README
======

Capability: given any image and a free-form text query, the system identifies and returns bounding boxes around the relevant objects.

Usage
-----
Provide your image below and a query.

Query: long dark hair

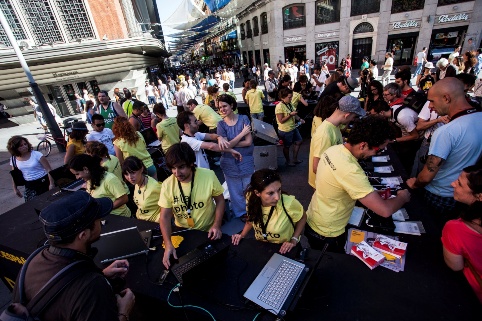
[460,165,482,225]
[245,169,281,226]
[68,154,106,190]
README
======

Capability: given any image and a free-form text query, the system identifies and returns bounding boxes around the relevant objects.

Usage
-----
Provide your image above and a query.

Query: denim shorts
[278,128,302,147]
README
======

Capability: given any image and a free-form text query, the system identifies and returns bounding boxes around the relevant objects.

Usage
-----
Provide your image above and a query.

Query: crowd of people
[5,46,482,320]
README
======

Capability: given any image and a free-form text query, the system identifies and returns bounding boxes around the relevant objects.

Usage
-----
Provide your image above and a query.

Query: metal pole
[0,8,66,152]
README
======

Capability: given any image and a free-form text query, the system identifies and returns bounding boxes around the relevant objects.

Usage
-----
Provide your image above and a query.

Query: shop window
[253,17,259,37]
[240,23,245,40]
[351,0,380,16]
[353,22,374,34]
[391,0,425,13]
[261,12,268,34]
[246,20,252,39]
[315,0,340,25]
[283,4,306,30]
[438,0,471,5]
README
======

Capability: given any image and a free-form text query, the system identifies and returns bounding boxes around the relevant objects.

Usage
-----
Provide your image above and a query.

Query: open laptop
[49,165,84,192]
[140,127,161,147]
[244,253,309,317]
[96,227,150,264]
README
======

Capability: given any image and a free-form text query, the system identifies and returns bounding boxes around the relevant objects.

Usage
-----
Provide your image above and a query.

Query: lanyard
[282,101,293,112]
[177,170,195,216]
[260,206,276,240]
[449,108,481,122]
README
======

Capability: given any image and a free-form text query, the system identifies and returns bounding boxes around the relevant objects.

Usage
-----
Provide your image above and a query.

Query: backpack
[0,246,90,321]
[393,90,427,124]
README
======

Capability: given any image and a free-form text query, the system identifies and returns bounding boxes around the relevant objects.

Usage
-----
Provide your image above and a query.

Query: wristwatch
[291,236,300,244]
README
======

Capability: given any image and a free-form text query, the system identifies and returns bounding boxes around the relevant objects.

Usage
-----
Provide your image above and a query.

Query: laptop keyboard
[257,260,304,310]
[64,179,83,189]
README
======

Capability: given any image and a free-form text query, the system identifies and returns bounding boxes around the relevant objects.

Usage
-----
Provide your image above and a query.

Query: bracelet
[118,313,129,321]
[291,236,300,244]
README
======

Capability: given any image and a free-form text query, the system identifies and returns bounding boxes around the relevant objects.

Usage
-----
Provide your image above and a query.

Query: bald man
[407,78,482,222]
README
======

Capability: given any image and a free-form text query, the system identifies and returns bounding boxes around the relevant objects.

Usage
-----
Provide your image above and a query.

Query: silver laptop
[244,253,308,317]
[49,165,85,192]
[96,227,150,264]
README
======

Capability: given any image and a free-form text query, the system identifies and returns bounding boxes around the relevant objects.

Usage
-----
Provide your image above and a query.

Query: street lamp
[0,8,65,152]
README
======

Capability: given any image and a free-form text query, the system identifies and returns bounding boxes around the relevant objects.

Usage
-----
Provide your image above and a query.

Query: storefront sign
[315,41,339,71]
[392,20,419,29]
[52,71,79,81]
[437,13,469,24]
[316,32,337,39]
[285,36,304,43]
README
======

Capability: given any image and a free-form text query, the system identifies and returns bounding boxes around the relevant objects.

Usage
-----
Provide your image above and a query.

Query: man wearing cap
[319,76,358,101]
[263,63,272,82]
[308,96,365,188]
[264,70,278,102]
[12,191,135,321]
[416,62,435,93]
[306,116,411,252]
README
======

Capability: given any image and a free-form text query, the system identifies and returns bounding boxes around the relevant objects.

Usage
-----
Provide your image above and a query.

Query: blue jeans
[250,112,264,121]
[225,174,251,218]
[229,80,234,90]
[148,96,156,105]
[415,63,423,76]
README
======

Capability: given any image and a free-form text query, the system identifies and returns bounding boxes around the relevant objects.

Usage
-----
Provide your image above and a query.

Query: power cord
[167,283,217,321]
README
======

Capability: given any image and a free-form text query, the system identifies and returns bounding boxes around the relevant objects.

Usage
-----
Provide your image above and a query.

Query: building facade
[0,0,168,116]
[237,0,482,70]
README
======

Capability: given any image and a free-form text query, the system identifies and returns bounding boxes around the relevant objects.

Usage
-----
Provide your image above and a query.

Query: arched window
[253,16,259,37]
[261,12,268,34]
[315,0,340,25]
[246,20,252,38]
[353,22,374,34]
[283,4,306,30]
[240,23,245,40]
[438,0,472,5]
[351,0,380,16]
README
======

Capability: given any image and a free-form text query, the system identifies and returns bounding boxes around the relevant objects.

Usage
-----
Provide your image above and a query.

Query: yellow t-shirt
[66,138,85,156]
[193,104,222,130]
[308,120,343,188]
[307,144,374,237]
[102,155,122,181]
[275,102,297,132]
[251,194,304,243]
[156,117,180,153]
[204,94,214,106]
[291,92,302,110]
[134,176,162,222]
[88,172,130,217]
[158,168,224,231]
[114,132,154,169]
[311,116,323,137]
[245,89,264,114]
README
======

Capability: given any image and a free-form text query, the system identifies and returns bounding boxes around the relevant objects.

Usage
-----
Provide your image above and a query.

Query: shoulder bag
[10,157,26,187]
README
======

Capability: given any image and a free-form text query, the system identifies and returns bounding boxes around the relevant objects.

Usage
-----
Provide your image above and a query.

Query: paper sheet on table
[348,206,365,227]
[392,208,409,221]
[372,156,390,162]
[394,221,426,235]
[381,177,403,186]
[374,166,394,173]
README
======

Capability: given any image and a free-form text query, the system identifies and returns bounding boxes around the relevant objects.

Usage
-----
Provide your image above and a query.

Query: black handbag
[10,157,26,187]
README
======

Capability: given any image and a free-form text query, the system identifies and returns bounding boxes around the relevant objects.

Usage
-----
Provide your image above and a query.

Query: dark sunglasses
[95,122,105,127]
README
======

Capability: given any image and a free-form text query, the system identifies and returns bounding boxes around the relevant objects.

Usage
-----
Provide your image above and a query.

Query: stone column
[375,0,393,63]
[415,0,438,54]
[305,0,316,62]
[338,0,351,57]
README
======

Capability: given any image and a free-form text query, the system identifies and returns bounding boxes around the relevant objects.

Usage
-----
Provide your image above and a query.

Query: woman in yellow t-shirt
[112,116,156,179]
[275,88,305,166]
[232,169,306,254]
[69,154,130,217]
[85,141,122,181]
[64,121,88,165]
[122,156,161,222]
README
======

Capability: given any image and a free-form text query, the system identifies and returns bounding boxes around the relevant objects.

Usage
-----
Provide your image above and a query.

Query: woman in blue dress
[217,94,254,220]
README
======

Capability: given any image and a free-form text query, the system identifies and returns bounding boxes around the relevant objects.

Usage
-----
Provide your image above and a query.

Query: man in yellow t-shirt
[306,116,411,252]
[245,79,265,120]
[308,95,365,188]
[159,142,225,269]
[187,99,222,133]
[153,103,181,153]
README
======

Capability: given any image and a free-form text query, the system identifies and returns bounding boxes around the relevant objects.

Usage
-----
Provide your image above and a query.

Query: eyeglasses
[95,122,105,127]
[382,93,393,97]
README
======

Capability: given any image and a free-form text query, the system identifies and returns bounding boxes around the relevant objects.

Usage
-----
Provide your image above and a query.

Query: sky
[156,0,183,50]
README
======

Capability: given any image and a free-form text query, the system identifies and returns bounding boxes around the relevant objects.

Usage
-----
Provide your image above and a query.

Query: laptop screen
[140,127,158,145]
[49,165,78,188]
[95,227,149,263]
